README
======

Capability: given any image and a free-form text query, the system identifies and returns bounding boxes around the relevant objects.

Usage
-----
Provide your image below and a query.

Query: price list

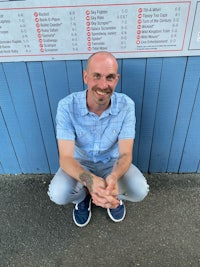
[81,2,190,52]
[84,8,131,52]
[0,8,84,56]
[135,3,190,51]
[0,1,198,61]
[0,11,32,55]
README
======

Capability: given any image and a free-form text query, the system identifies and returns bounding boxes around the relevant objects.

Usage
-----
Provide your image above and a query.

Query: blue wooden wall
[0,56,200,174]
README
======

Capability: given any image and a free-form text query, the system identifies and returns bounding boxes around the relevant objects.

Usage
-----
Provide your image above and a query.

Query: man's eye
[106,75,116,81]
[93,73,101,79]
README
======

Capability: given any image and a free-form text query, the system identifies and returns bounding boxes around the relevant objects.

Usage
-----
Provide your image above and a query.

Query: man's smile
[92,86,113,97]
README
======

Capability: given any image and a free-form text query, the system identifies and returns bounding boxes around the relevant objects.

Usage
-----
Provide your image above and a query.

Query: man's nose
[98,76,108,88]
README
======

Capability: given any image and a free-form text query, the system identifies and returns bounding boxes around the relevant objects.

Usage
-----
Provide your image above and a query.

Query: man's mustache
[92,86,113,94]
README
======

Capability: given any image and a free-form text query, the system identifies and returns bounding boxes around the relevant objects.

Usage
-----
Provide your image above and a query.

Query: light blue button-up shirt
[56,90,136,163]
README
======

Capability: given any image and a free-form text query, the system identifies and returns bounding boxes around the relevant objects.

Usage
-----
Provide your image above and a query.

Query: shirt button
[94,144,99,149]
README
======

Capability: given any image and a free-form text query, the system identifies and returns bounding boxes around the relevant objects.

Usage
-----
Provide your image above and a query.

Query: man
[48,51,149,227]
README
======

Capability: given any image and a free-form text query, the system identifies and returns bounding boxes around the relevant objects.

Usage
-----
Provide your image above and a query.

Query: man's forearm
[111,153,132,180]
[60,156,107,197]
[60,156,94,191]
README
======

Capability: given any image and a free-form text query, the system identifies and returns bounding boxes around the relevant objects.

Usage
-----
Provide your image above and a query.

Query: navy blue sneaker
[107,200,126,222]
[73,194,92,227]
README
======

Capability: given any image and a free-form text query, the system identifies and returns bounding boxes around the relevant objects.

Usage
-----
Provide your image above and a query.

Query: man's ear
[116,74,120,83]
[83,70,88,84]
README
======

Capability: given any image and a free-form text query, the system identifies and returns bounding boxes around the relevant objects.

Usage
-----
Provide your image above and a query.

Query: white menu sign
[0,0,199,61]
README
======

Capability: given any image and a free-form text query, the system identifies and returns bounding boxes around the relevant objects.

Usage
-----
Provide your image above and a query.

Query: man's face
[83,54,119,107]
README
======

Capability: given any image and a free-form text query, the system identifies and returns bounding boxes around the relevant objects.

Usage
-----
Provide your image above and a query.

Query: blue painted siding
[149,57,187,172]
[122,58,146,165]
[0,56,199,174]
[0,109,21,173]
[167,57,200,172]
[179,76,200,172]
[138,58,163,172]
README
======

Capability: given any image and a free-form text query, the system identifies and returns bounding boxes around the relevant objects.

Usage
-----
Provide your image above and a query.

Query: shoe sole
[72,199,92,227]
[107,204,126,223]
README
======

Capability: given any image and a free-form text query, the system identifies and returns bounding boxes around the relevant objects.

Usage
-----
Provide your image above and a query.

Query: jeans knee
[47,181,72,205]
[131,182,149,202]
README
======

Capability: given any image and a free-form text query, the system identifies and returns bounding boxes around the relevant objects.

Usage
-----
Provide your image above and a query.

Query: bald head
[86,51,118,72]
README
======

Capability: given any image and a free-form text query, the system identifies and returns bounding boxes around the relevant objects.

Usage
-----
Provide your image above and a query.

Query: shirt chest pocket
[75,128,91,147]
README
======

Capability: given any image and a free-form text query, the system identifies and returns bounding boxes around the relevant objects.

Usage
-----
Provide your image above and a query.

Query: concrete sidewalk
[0,173,200,267]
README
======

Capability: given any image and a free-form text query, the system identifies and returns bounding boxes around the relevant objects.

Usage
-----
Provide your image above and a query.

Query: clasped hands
[90,174,120,209]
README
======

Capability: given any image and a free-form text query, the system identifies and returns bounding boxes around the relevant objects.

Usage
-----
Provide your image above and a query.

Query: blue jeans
[47,160,149,205]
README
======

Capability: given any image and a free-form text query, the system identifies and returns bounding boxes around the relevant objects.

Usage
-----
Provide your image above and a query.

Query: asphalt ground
[0,173,200,267]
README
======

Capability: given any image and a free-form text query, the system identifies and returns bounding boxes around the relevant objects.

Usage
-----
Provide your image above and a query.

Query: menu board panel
[189,1,200,50]
[0,0,199,61]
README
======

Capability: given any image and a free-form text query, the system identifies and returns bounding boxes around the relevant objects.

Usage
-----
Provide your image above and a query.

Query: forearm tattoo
[79,172,93,193]
[115,153,126,166]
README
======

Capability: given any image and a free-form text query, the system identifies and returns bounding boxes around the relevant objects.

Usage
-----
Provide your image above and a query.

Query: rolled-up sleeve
[118,101,136,140]
[56,99,75,140]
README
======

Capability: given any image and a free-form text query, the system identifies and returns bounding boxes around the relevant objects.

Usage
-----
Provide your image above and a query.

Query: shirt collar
[109,93,118,115]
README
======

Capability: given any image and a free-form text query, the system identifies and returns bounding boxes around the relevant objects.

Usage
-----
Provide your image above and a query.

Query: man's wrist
[110,173,118,181]
[79,171,94,193]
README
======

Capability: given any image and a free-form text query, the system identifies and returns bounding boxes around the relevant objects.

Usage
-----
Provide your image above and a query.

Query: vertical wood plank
[0,162,5,174]
[3,62,49,173]
[0,63,31,173]
[167,57,200,172]
[0,109,21,173]
[121,58,146,165]
[42,61,69,128]
[137,58,163,172]
[27,62,59,174]
[197,161,200,172]
[82,60,87,90]
[179,79,200,172]
[149,57,187,172]
[66,60,84,93]
[116,59,122,93]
